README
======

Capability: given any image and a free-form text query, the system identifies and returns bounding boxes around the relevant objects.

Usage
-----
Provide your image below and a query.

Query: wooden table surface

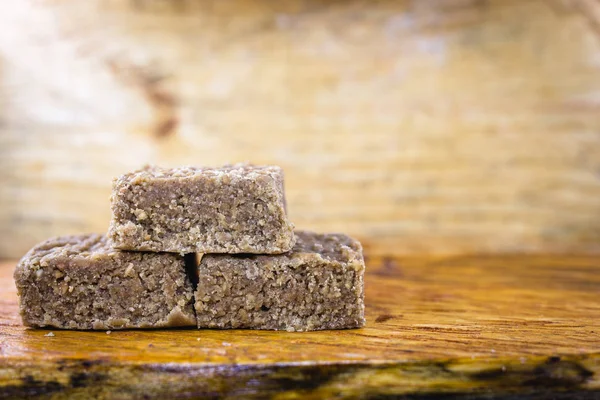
[0,255,599,399]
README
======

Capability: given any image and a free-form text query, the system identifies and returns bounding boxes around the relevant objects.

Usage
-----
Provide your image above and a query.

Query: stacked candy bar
[14,164,366,332]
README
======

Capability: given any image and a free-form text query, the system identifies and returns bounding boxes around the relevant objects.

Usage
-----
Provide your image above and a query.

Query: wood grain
[0,255,599,398]
[1,0,600,259]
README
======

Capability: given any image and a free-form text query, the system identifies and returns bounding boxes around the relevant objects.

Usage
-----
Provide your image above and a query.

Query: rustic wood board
[0,255,599,399]
[2,0,600,259]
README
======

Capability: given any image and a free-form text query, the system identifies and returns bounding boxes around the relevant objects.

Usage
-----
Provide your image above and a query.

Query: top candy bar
[108,164,295,254]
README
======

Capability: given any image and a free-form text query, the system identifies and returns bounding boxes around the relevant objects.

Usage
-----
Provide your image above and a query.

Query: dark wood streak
[2,375,65,398]
[363,391,600,400]
[525,357,594,388]
[0,355,597,399]
[371,256,402,277]
[375,314,397,323]
[106,58,178,140]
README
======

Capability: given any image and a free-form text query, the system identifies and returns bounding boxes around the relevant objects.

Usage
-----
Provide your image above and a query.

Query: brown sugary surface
[23,234,121,261]
[195,230,365,332]
[291,230,364,263]
[108,164,295,254]
[118,164,283,180]
[14,234,196,330]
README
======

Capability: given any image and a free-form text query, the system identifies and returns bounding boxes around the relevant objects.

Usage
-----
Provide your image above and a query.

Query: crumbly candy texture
[195,231,365,332]
[108,164,295,254]
[14,234,197,330]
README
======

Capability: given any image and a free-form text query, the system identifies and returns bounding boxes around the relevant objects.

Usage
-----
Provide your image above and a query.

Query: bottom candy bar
[14,234,196,330]
[194,230,366,332]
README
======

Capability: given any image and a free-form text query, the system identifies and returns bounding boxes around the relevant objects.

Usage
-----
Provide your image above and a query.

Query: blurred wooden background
[1,0,599,259]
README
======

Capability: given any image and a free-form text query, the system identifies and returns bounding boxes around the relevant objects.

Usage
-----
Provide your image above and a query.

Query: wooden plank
[0,254,599,398]
[1,0,600,259]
